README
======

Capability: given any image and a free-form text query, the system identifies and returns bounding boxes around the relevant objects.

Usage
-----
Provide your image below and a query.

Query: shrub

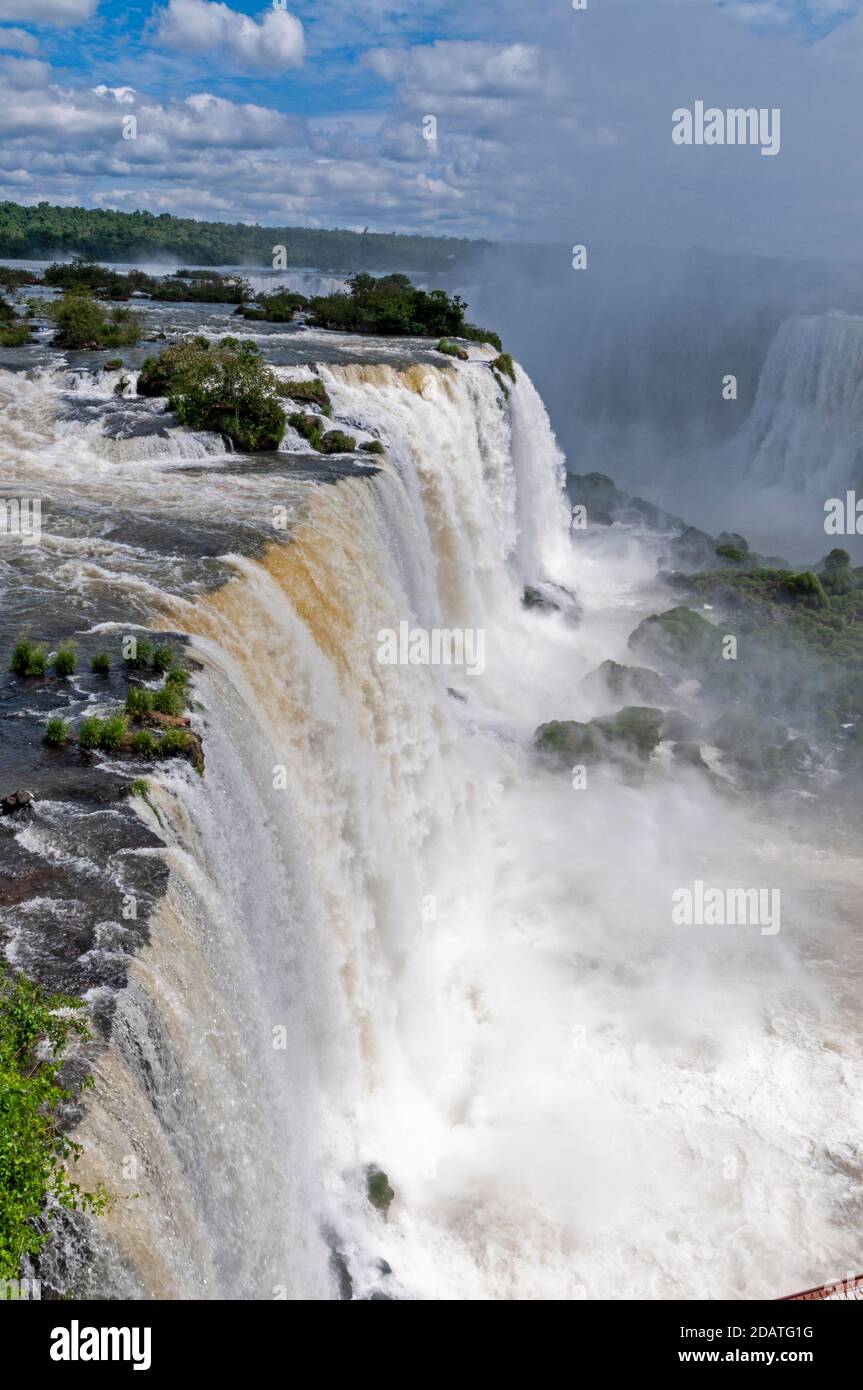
[0,964,110,1280]
[43,717,70,748]
[306,273,499,347]
[78,717,103,751]
[129,778,150,796]
[125,687,155,718]
[360,440,385,455]
[139,337,285,450]
[129,731,156,758]
[241,289,308,322]
[160,729,190,757]
[491,353,516,382]
[289,412,324,450]
[52,645,76,678]
[0,323,31,348]
[152,645,173,674]
[276,376,331,415]
[320,430,356,455]
[48,288,141,350]
[123,637,152,669]
[437,338,459,357]
[165,667,189,687]
[98,715,127,751]
[104,358,124,371]
[90,652,111,675]
[10,638,47,678]
[152,685,184,717]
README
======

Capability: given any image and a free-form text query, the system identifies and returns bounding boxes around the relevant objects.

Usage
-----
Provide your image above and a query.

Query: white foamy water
[3,349,861,1299]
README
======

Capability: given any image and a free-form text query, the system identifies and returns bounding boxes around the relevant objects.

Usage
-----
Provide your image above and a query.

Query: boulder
[535,706,664,773]
[522,582,582,625]
[628,605,719,675]
[582,659,673,706]
[1,788,34,818]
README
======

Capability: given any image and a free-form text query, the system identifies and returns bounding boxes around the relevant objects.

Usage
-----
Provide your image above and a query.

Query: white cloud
[0,0,97,21]
[0,26,39,53]
[156,0,305,73]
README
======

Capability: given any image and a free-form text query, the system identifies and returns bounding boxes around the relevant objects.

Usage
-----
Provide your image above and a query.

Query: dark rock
[523,582,582,625]
[367,1166,395,1215]
[1,788,34,818]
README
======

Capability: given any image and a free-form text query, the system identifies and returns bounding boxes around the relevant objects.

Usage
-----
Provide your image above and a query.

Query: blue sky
[0,0,862,250]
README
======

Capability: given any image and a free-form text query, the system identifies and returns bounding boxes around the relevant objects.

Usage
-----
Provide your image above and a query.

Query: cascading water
[736,312,863,495]
[3,345,861,1301]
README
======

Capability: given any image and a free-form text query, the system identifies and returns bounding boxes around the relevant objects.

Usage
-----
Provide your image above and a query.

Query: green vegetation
[276,376,331,416]
[123,637,153,670]
[360,440,385,455]
[129,732,157,758]
[288,413,356,454]
[165,667,189,687]
[104,358,124,371]
[491,352,516,382]
[98,715,127,752]
[0,321,30,348]
[0,265,39,288]
[125,687,155,718]
[10,638,47,678]
[241,289,308,322]
[160,729,190,756]
[0,201,490,273]
[43,717,70,748]
[152,645,173,675]
[367,1167,395,1214]
[78,717,103,751]
[139,338,286,451]
[628,606,720,674]
[129,778,150,796]
[535,706,665,773]
[52,645,76,678]
[48,288,141,350]
[152,685,185,717]
[306,273,501,348]
[0,963,110,1281]
[90,652,111,675]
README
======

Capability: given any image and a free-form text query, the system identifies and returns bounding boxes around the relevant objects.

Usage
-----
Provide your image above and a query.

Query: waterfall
[6,354,860,1300]
[736,312,863,494]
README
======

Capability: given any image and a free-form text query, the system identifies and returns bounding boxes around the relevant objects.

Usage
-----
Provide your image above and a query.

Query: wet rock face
[522,582,582,626]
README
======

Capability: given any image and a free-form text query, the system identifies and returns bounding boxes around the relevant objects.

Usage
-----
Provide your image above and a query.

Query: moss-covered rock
[288,413,355,454]
[582,659,673,706]
[367,1167,395,1214]
[276,376,332,416]
[535,706,665,772]
[628,606,720,674]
